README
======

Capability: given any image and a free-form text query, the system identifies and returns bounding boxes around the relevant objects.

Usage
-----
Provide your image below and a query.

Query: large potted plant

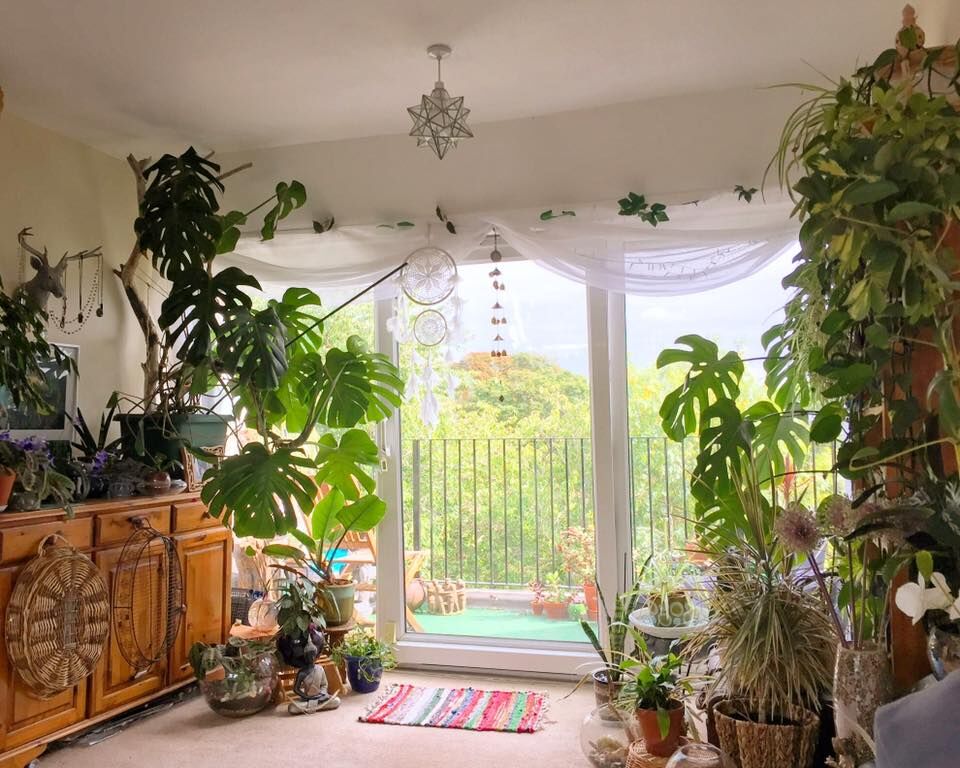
[656,338,835,768]
[116,147,403,540]
[264,487,386,626]
[189,637,279,718]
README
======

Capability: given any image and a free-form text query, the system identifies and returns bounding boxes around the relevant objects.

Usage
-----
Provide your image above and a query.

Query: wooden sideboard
[0,493,231,768]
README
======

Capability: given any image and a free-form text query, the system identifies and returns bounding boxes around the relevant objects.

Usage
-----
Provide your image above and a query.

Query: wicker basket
[625,740,672,768]
[713,700,819,768]
[5,534,110,699]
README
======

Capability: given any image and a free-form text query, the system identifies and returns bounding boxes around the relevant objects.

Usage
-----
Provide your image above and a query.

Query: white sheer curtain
[218,191,799,297]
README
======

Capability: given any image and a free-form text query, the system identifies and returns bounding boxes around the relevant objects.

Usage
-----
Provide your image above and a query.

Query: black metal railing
[402,436,841,589]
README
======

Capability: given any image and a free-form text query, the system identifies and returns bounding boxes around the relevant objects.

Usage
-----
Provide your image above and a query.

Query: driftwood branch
[217,162,253,183]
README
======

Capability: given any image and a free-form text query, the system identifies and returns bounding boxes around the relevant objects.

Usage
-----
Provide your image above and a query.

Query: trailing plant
[3,434,75,508]
[0,275,73,418]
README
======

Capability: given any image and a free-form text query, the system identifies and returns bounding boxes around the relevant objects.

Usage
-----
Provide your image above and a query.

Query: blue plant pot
[345,655,383,693]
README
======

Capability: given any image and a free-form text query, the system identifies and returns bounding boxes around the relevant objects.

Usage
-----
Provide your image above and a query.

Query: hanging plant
[734,185,758,203]
[435,205,456,234]
[617,192,669,226]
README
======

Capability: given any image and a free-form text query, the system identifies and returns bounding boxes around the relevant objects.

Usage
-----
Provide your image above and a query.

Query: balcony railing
[402,436,841,589]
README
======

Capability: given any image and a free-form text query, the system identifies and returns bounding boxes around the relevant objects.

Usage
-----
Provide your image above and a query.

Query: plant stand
[425,579,467,614]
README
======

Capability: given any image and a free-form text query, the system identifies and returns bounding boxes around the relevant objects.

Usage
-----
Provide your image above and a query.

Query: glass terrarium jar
[580,705,631,768]
[199,650,279,717]
[665,744,734,768]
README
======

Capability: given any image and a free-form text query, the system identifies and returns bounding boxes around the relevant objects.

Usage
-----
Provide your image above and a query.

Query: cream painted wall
[216,85,804,227]
[0,112,140,431]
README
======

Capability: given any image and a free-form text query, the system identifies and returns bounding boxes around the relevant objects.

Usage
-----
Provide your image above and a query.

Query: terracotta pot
[635,700,684,757]
[531,600,544,616]
[833,643,892,763]
[583,580,599,618]
[0,469,15,512]
[713,699,819,768]
[542,600,568,620]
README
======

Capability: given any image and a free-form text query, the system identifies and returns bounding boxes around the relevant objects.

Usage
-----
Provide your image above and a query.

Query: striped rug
[359,684,548,733]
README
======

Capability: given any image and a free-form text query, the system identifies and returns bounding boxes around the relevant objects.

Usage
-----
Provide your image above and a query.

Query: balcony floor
[410,606,596,643]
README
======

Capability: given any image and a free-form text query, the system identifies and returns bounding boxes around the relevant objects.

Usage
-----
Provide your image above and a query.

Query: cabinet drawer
[95,506,170,546]
[172,501,218,533]
[0,518,94,564]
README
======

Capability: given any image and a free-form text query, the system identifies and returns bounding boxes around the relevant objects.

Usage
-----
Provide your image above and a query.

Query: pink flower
[775,501,822,554]
[817,494,854,537]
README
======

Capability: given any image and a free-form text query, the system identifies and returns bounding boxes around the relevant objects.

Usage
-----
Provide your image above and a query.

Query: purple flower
[92,450,109,475]
[775,501,822,554]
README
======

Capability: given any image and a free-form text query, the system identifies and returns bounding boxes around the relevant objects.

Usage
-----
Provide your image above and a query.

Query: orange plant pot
[635,701,684,757]
[542,600,569,620]
[583,581,599,619]
[0,469,15,511]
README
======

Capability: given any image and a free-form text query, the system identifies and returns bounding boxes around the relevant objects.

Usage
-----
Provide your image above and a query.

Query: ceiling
[0,0,955,157]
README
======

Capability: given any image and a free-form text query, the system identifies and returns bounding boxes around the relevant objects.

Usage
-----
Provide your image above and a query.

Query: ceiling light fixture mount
[407,43,473,160]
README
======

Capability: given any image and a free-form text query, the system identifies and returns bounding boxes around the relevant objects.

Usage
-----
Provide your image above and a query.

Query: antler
[17,227,48,264]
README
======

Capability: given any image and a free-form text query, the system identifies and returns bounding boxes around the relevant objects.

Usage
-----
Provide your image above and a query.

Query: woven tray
[5,534,110,699]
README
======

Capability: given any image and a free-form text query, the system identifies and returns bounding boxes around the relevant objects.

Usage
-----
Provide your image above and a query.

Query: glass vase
[927,624,960,680]
[580,705,631,768]
[833,643,892,763]
[665,743,734,768]
[199,651,279,717]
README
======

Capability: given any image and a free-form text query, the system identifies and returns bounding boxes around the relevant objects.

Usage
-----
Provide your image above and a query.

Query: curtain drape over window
[218,191,799,297]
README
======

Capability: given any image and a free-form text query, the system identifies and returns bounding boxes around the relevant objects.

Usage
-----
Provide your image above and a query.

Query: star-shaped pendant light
[407,44,473,160]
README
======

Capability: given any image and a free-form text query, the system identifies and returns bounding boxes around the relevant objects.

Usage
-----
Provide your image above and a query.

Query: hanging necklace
[57,248,104,334]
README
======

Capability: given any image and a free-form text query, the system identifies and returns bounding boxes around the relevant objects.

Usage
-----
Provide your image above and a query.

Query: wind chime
[489,230,507,402]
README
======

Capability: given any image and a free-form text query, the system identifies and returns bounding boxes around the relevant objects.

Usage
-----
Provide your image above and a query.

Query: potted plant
[264,487,386,626]
[558,525,598,619]
[5,436,75,512]
[528,578,546,616]
[541,571,570,620]
[68,397,122,498]
[189,637,279,717]
[330,627,396,694]
[0,436,23,512]
[619,641,692,758]
[112,147,403,541]
[274,578,326,668]
[580,579,644,713]
[568,594,588,622]
[644,552,696,629]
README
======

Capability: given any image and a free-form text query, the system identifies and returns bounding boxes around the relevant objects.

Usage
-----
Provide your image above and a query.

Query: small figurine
[896,4,926,54]
[287,637,341,715]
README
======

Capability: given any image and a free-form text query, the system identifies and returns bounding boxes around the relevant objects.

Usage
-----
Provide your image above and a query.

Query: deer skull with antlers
[16,227,101,314]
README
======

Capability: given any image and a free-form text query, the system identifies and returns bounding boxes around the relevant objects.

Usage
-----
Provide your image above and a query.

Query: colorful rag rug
[359,684,548,733]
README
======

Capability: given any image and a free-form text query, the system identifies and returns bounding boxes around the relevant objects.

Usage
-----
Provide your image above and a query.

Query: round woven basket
[713,699,819,768]
[5,534,110,699]
[625,739,672,768]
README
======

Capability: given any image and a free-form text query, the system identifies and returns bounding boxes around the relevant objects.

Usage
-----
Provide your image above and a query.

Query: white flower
[895,572,955,624]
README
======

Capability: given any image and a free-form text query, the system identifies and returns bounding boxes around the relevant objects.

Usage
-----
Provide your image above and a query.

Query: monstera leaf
[657,335,744,441]
[744,401,809,483]
[201,443,317,538]
[762,321,814,410]
[272,287,324,354]
[315,347,372,428]
[360,349,405,422]
[217,306,288,389]
[158,266,259,364]
[314,429,379,501]
[689,398,751,506]
[135,148,223,280]
[261,181,307,240]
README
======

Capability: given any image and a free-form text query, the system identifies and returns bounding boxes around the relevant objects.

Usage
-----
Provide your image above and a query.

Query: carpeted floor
[39,671,594,768]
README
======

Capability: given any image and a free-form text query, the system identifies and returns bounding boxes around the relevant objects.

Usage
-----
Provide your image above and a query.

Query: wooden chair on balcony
[338,530,425,633]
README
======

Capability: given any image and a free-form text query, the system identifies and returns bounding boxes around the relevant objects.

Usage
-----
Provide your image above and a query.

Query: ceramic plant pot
[647,590,694,627]
[713,700,819,768]
[531,600,544,616]
[345,655,383,693]
[7,491,39,512]
[543,600,568,620]
[0,469,15,511]
[318,580,356,626]
[635,701,685,757]
[592,669,626,718]
[833,643,892,763]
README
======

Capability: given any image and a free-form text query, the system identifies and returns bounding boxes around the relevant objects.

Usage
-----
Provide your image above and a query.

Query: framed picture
[182,445,225,492]
[0,344,78,440]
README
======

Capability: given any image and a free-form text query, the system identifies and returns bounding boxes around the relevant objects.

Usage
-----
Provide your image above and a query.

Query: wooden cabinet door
[0,567,88,750]
[168,528,231,683]
[88,546,168,715]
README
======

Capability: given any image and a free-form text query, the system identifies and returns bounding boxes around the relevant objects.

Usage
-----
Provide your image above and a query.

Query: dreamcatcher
[112,522,184,672]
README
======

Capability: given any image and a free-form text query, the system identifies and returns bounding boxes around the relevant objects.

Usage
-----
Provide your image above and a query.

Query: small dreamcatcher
[414,309,448,346]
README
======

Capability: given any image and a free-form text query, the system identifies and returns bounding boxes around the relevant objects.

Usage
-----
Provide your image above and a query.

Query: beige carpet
[40,671,594,768]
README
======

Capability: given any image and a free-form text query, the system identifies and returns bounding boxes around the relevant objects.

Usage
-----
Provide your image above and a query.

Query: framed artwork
[182,445,225,492]
[0,344,78,440]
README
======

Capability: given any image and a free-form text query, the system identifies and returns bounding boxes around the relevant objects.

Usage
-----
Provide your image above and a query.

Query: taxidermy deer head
[16,227,69,311]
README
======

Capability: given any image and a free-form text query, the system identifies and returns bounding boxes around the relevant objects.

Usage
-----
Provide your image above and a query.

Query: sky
[444,253,794,378]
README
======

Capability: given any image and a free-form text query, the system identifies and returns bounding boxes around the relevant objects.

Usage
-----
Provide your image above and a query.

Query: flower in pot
[331,627,396,694]
[558,525,598,618]
[189,637,280,717]
[264,486,387,627]
[528,579,546,616]
[541,571,570,620]
[68,398,122,498]
[6,435,75,512]
[619,643,692,758]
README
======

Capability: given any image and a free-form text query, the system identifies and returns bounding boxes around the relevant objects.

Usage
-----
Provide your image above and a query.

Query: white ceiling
[0,0,955,157]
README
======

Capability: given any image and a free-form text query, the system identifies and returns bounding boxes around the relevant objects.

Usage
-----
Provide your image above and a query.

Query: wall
[217,85,802,227]
[0,112,140,430]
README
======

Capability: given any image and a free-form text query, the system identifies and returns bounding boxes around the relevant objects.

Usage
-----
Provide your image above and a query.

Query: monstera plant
[123,147,404,538]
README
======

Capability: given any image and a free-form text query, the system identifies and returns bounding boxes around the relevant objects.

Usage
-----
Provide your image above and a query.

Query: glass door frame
[373,270,634,676]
